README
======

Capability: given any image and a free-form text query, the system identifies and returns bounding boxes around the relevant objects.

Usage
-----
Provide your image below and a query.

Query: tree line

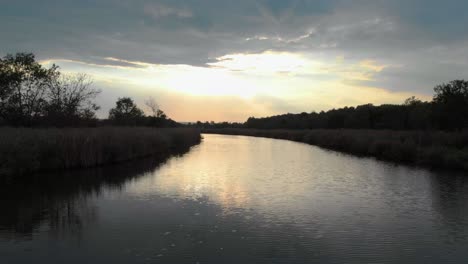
[106,96,178,127]
[3,52,467,130]
[191,81,468,131]
[0,53,177,127]
[244,83,468,131]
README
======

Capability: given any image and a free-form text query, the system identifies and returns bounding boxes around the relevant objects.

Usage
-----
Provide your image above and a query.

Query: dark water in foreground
[1,134,468,264]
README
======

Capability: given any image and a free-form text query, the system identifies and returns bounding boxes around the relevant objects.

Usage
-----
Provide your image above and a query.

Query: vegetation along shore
[0,127,201,178]
[197,80,468,171]
[0,53,201,178]
[2,52,467,174]
[203,129,468,171]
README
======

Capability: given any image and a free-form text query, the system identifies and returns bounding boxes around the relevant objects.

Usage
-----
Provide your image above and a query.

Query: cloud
[2,0,468,120]
[207,51,312,75]
[144,3,193,19]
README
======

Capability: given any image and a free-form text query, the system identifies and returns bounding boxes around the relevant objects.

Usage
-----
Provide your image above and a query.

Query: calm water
[1,134,468,264]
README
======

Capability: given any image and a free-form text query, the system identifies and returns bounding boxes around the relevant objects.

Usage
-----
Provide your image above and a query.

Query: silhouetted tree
[44,73,101,126]
[145,96,167,119]
[403,96,431,130]
[243,101,433,130]
[0,53,58,126]
[195,81,468,131]
[144,96,159,117]
[433,80,468,130]
[143,96,169,127]
[109,97,144,125]
[0,53,101,127]
[404,96,423,106]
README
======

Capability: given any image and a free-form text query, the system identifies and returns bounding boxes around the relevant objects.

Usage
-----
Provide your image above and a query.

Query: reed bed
[0,127,201,176]
[204,128,468,171]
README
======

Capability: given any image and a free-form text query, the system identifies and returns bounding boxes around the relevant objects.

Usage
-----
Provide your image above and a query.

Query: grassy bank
[0,127,201,177]
[204,129,468,171]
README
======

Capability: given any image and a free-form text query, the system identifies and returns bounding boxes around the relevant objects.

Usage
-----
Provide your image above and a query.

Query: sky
[1,0,468,122]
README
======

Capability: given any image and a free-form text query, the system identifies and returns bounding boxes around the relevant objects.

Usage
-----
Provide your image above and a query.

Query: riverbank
[0,127,201,177]
[204,129,468,171]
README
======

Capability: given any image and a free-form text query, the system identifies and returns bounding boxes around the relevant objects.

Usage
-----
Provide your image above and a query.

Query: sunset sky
[1,0,467,122]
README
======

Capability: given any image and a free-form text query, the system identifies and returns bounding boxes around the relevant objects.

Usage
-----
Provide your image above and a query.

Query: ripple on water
[1,134,468,264]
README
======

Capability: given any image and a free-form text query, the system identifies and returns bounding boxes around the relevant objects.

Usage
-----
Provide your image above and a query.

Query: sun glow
[40,53,431,121]
[208,51,316,75]
[153,66,259,99]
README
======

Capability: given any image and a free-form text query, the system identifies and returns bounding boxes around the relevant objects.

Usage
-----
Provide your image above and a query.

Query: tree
[109,97,144,125]
[433,80,468,130]
[145,96,167,119]
[404,96,423,106]
[144,96,159,117]
[0,53,58,125]
[45,73,101,125]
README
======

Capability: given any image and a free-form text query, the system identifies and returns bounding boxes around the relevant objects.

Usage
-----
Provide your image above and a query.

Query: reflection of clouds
[127,141,253,211]
[127,134,468,232]
[3,135,468,263]
[126,135,355,218]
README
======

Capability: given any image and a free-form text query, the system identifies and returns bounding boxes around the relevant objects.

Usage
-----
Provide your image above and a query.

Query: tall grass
[0,127,201,177]
[204,128,468,171]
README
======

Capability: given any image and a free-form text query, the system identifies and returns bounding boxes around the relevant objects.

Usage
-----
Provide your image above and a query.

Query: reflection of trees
[0,156,333,263]
[429,172,468,242]
[0,154,181,238]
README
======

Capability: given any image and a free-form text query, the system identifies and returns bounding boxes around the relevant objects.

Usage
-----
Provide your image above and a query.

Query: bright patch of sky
[2,0,466,121]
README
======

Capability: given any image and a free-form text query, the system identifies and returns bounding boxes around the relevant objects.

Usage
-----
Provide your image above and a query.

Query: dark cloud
[1,0,467,95]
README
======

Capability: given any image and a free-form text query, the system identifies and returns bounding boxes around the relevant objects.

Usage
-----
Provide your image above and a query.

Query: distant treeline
[190,81,468,131]
[0,53,178,127]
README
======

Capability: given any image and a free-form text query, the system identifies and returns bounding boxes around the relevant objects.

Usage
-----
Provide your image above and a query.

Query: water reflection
[429,173,468,243]
[0,156,173,239]
[1,134,468,264]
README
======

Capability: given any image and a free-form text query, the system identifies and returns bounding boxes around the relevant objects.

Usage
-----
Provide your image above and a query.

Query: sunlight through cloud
[208,51,316,75]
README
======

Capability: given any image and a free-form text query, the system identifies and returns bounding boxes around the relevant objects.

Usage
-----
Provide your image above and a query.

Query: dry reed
[0,127,201,176]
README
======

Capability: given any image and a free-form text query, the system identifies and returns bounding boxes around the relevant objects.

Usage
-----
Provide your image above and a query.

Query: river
[1,134,468,263]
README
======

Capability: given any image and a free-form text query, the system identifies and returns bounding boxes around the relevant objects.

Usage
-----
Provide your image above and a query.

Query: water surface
[1,134,468,263]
